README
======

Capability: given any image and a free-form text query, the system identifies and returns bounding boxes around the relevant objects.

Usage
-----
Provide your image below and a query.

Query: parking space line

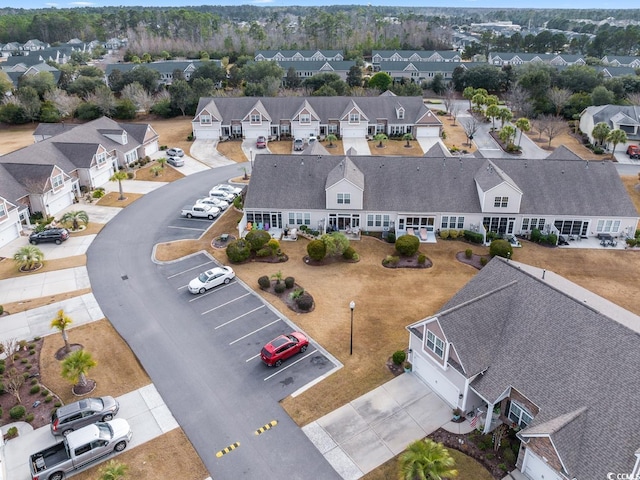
[200,293,251,314]
[167,261,214,279]
[167,225,207,232]
[215,306,265,329]
[263,349,318,381]
[229,319,280,345]
[188,281,236,300]
[245,353,261,363]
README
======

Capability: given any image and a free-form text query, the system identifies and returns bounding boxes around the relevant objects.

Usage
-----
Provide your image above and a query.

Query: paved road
[87,163,341,480]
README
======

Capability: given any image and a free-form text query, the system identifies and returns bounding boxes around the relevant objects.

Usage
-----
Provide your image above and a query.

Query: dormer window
[337,193,350,204]
[508,401,533,429]
[200,114,212,125]
[300,113,311,124]
[494,196,508,208]
[349,113,360,124]
[397,107,405,119]
[250,113,261,125]
[96,152,107,166]
[0,201,7,220]
[52,174,64,189]
[426,330,444,359]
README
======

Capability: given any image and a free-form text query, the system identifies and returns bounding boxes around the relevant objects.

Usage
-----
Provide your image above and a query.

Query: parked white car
[181,204,220,219]
[196,197,229,210]
[166,147,184,157]
[211,183,242,197]
[188,266,235,294]
[208,189,235,202]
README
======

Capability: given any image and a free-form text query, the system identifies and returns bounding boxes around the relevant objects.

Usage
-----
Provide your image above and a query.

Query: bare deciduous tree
[548,87,572,117]
[461,115,480,147]
[85,86,116,117]
[122,82,154,114]
[5,367,25,404]
[626,92,640,106]
[504,85,534,118]
[539,114,567,148]
[450,104,460,126]
[44,88,82,118]
[2,338,18,365]
[442,85,456,116]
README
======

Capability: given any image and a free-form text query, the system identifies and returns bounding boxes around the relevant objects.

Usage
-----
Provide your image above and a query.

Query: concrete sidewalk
[191,139,236,168]
[0,293,104,344]
[0,266,90,304]
[102,178,167,194]
[2,384,178,480]
[342,138,371,156]
[0,234,96,261]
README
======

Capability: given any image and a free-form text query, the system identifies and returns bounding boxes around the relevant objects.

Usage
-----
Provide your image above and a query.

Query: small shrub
[25,364,32,370]
[5,426,17,439]
[233,196,243,210]
[25,413,34,423]
[245,230,271,251]
[307,239,326,261]
[489,239,513,259]
[343,246,356,260]
[267,239,280,251]
[463,230,484,244]
[127,172,135,179]
[29,349,35,355]
[547,233,558,245]
[0,305,3,315]
[226,239,251,263]
[0,407,2,417]
[465,248,473,259]
[258,275,271,289]
[449,229,459,239]
[502,447,516,464]
[531,228,542,243]
[9,405,26,420]
[296,293,314,311]
[0,382,4,393]
[274,282,286,294]
[41,389,49,396]
[22,372,30,379]
[417,254,426,265]
[383,255,399,266]
[30,385,41,394]
[626,238,637,247]
[284,276,295,289]
[45,396,54,403]
[20,358,28,364]
[299,225,308,232]
[395,234,420,256]
[92,187,105,199]
[386,232,396,243]
[352,253,360,261]
[30,378,38,385]
[290,288,304,300]
[480,257,488,266]
[256,247,272,257]
[439,229,450,239]
[392,350,406,365]
[498,463,508,472]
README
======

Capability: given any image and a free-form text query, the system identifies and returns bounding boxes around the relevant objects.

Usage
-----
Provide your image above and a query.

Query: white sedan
[211,184,242,196]
[188,266,235,294]
[196,197,229,210]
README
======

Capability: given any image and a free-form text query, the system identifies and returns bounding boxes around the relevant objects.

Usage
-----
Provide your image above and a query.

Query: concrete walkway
[2,384,178,480]
[303,373,457,480]
[102,178,167,194]
[0,266,89,304]
[0,293,104,344]
[190,139,236,168]
[0,234,95,261]
[342,138,372,156]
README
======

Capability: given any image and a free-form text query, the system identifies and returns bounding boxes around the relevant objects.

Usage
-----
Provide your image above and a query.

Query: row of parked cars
[180,183,242,219]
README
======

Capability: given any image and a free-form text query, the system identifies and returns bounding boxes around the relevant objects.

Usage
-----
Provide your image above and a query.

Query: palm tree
[607,129,627,158]
[515,117,531,147]
[403,133,414,147]
[485,104,500,131]
[326,133,337,147]
[51,309,73,354]
[374,133,388,148]
[60,210,89,231]
[13,245,44,271]
[110,170,128,201]
[157,157,167,169]
[398,439,458,480]
[497,108,513,128]
[592,122,611,147]
[61,349,97,390]
[99,460,129,480]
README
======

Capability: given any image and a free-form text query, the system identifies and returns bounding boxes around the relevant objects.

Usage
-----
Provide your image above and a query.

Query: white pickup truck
[181,204,220,219]
[30,419,132,480]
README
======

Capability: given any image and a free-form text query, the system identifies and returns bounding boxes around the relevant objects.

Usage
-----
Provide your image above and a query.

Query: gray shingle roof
[426,259,640,479]
[1,163,56,193]
[244,153,637,218]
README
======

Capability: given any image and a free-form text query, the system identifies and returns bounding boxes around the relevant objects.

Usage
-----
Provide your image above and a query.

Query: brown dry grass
[134,162,185,182]
[140,116,194,154]
[441,116,477,153]
[71,428,209,480]
[97,192,145,207]
[371,138,425,156]
[40,319,151,404]
[216,139,248,163]
[622,175,640,215]
[2,288,92,315]
[0,123,36,154]
[67,222,104,236]
[0,255,86,281]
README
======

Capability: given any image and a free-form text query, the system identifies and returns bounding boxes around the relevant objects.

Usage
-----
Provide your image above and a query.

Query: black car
[29,228,69,245]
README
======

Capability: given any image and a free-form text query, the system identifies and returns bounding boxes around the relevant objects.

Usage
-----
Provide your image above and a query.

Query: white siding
[522,450,565,480]
[415,126,440,138]
[325,179,363,210]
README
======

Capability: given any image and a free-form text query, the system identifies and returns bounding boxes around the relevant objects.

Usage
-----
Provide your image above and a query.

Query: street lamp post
[249,148,253,171]
[349,301,355,355]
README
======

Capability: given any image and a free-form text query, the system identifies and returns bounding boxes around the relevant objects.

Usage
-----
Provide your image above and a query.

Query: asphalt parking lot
[158,252,338,400]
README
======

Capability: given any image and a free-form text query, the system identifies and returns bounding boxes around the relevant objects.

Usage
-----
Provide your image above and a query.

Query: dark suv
[29,228,69,245]
[51,396,120,436]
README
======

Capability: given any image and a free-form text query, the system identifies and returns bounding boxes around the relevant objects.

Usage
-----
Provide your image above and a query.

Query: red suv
[256,136,267,149]
[260,332,309,367]
[627,145,640,159]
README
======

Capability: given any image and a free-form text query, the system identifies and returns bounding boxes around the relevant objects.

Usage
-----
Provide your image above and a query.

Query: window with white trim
[280,124,290,134]
[200,114,212,125]
[596,219,621,233]
[522,218,546,231]
[250,113,261,124]
[349,113,360,124]
[508,401,533,428]
[337,193,351,205]
[426,330,444,359]
[376,124,385,133]
[288,212,311,226]
[397,108,405,119]
[328,124,338,134]
[96,151,107,166]
[232,125,242,136]
[367,214,390,228]
[51,174,64,189]
[125,151,138,164]
[494,196,508,207]
[299,113,311,124]
[0,201,6,219]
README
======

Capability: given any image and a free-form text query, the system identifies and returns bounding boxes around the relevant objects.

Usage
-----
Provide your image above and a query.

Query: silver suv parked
[51,396,120,436]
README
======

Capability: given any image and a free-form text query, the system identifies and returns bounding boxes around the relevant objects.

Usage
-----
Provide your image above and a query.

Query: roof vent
[524,162,527,168]
[301,160,304,166]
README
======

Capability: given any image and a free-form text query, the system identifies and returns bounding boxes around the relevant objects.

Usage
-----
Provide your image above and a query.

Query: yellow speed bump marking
[255,420,278,435]
[216,442,240,458]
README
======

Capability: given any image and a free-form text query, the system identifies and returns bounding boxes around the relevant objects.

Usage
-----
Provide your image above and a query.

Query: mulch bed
[259,280,314,314]
[0,337,63,431]
[382,253,432,269]
[428,428,518,479]
[54,343,84,361]
[212,235,237,249]
[303,255,359,266]
[455,252,489,270]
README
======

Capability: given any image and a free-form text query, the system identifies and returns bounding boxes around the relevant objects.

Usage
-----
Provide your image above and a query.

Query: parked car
[256,136,267,149]
[29,228,69,245]
[211,183,242,196]
[188,266,235,294]
[51,396,120,436]
[167,156,184,167]
[260,332,309,367]
[627,145,640,159]
[196,197,229,210]
[166,147,184,157]
[293,138,304,151]
[208,189,235,202]
[181,204,220,219]
[308,133,317,144]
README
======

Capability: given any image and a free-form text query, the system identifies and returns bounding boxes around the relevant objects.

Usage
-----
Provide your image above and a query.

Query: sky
[8,0,624,10]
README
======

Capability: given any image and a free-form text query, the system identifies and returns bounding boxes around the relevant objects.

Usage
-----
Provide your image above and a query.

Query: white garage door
[144,141,159,156]
[341,127,365,138]
[194,127,220,140]
[0,221,20,249]
[414,354,459,406]
[93,167,113,189]
[47,191,74,216]
[522,450,564,480]
[416,127,439,138]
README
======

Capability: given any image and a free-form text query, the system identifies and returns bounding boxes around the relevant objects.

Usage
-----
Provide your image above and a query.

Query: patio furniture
[220,233,229,242]
[264,223,270,231]
[258,222,263,230]
[246,222,252,231]
[407,227,415,236]
[419,228,428,241]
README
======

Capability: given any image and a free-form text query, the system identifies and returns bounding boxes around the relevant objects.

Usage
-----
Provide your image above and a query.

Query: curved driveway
[87,164,340,480]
